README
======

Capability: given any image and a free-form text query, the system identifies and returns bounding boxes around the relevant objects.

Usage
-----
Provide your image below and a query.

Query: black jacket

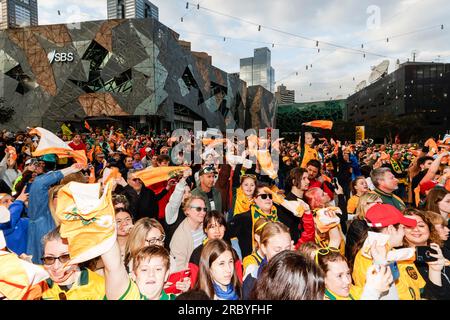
[115,184,168,221]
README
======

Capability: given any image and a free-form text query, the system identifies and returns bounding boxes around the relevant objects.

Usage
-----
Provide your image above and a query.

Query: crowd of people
[0,124,449,300]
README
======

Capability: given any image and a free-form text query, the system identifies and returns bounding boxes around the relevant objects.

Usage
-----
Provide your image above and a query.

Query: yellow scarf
[250,205,278,252]
[233,187,253,216]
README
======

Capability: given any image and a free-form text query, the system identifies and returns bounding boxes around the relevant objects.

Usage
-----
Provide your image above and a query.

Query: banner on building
[355,126,365,142]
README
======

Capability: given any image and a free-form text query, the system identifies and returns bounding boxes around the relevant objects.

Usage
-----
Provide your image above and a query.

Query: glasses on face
[145,234,165,245]
[41,254,71,265]
[190,206,207,212]
[366,200,382,205]
[256,194,272,200]
[314,247,340,265]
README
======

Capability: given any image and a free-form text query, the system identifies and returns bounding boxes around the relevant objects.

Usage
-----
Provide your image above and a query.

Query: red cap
[365,204,417,228]
[419,180,438,195]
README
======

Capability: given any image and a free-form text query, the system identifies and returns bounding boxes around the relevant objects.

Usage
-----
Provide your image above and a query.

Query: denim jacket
[26,170,63,263]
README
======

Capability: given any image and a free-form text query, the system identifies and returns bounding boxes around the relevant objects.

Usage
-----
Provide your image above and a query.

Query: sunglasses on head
[41,254,71,265]
[256,193,272,200]
[190,206,207,212]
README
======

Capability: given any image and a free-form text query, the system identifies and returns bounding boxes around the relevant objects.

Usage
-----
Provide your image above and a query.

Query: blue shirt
[0,200,28,255]
[26,170,63,263]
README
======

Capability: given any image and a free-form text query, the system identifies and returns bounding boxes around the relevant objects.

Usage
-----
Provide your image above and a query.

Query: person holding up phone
[317,248,396,300]
[352,204,445,300]
[403,209,449,299]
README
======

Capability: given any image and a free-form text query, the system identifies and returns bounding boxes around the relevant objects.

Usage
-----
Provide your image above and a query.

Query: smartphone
[415,246,438,263]
[388,261,400,281]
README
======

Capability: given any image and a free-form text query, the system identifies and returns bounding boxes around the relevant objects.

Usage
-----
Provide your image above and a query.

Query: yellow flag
[55,181,116,265]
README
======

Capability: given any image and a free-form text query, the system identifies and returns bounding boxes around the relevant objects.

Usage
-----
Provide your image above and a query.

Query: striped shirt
[192,228,206,249]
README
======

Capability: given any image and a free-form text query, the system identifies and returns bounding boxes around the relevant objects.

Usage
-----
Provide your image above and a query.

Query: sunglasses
[41,253,71,265]
[314,247,340,265]
[190,206,208,212]
[256,194,272,200]
[145,234,165,245]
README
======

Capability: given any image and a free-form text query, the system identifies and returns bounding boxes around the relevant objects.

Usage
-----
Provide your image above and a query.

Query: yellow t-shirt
[352,249,426,300]
[115,279,175,300]
[41,268,105,300]
[242,251,264,276]
[315,225,346,256]
[347,195,360,215]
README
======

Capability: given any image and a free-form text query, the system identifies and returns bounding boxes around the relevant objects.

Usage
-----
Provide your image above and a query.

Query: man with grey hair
[370,167,406,211]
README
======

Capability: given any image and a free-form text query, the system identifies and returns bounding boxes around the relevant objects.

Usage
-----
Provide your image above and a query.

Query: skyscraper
[275,84,295,104]
[107,0,158,20]
[240,47,275,92]
[0,0,38,30]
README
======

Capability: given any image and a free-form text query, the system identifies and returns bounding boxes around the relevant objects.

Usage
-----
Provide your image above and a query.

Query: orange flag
[256,150,277,180]
[102,167,121,184]
[0,251,49,300]
[425,138,438,156]
[87,148,94,162]
[29,127,87,165]
[55,181,116,265]
[134,166,189,186]
[302,120,333,130]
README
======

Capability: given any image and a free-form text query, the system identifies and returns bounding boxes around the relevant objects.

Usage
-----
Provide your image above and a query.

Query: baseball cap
[365,203,417,228]
[199,164,217,176]
[145,147,152,153]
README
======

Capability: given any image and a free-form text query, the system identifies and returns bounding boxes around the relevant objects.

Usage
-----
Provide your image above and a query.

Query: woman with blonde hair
[345,192,383,271]
[242,217,270,280]
[347,176,369,217]
[170,195,207,272]
[242,220,293,299]
[194,239,241,300]
[124,217,166,271]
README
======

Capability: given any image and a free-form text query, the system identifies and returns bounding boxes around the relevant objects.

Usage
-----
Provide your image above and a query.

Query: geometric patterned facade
[0,18,277,131]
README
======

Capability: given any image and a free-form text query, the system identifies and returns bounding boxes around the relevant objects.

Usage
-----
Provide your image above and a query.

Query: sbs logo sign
[48,50,74,64]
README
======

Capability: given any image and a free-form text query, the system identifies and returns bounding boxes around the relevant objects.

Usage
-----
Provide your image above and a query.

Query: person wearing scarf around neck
[194,239,241,300]
[227,182,279,258]
[230,172,257,216]
[242,221,293,299]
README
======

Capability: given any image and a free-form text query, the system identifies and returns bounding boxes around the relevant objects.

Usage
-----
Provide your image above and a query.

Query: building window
[118,0,125,19]
[15,4,31,27]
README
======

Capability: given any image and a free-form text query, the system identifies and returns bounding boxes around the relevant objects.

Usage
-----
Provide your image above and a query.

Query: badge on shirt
[405,266,418,280]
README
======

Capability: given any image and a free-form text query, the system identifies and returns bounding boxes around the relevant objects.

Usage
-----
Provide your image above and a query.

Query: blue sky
[38,0,450,102]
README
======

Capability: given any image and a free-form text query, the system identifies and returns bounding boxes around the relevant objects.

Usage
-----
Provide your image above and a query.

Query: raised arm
[101,240,130,300]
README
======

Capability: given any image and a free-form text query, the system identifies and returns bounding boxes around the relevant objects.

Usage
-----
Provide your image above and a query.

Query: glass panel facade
[15,4,30,27]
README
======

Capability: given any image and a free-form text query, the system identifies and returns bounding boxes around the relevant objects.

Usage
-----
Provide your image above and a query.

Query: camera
[415,246,438,263]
